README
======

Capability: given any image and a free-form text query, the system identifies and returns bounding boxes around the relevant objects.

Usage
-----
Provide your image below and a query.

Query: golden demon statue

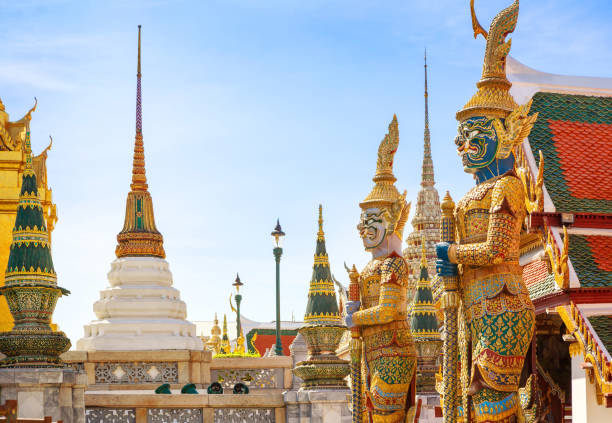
[345,115,416,423]
[435,1,537,422]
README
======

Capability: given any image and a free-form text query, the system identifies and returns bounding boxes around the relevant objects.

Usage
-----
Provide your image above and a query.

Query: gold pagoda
[0,98,57,331]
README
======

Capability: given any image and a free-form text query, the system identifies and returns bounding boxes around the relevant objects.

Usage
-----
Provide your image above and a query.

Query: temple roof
[4,131,64,292]
[527,92,612,214]
[588,315,612,355]
[410,243,439,337]
[303,205,341,326]
[568,235,612,288]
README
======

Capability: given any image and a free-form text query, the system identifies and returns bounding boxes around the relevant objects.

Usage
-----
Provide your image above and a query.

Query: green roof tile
[569,235,612,288]
[528,92,612,214]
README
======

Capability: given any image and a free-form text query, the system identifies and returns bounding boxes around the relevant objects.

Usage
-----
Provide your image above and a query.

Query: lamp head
[271,219,285,248]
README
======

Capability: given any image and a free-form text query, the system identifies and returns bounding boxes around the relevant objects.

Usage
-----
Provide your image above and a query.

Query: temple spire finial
[137,25,142,77]
[421,50,434,188]
[317,204,324,240]
[116,26,165,259]
[420,235,427,268]
[131,25,147,191]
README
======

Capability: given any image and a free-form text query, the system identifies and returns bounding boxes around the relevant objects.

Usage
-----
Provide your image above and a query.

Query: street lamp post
[233,273,243,337]
[271,219,285,356]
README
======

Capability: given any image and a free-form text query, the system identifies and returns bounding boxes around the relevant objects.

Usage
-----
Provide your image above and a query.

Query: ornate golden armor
[347,116,416,423]
[353,253,416,423]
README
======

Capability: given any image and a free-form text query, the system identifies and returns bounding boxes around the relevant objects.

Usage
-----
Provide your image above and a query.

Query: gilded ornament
[437,1,538,421]
[348,116,417,422]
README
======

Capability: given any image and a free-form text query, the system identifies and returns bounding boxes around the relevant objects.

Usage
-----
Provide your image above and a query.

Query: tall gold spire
[116,26,165,259]
[317,204,324,241]
[421,50,435,188]
[420,235,427,268]
[131,25,147,192]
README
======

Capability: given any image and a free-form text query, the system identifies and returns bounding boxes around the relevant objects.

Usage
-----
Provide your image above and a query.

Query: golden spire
[457,0,520,121]
[116,26,165,259]
[420,235,427,269]
[317,204,324,241]
[131,25,147,191]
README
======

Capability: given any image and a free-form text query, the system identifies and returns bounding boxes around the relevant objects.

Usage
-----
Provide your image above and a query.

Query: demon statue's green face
[455,116,500,173]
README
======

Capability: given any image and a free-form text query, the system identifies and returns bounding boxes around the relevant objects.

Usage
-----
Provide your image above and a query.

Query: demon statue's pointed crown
[455,0,538,174]
[359,115,410,244]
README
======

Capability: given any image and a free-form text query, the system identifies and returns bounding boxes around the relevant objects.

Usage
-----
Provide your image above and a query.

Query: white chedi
[77,257,203,351]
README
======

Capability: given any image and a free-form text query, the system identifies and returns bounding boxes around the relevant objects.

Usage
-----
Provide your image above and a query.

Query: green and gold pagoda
[410,239,442,393]
[0,130,70,367]
[293,205,349,388]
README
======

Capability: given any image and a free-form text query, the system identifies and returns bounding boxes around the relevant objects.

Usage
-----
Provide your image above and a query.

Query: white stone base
[284,388,352,423]
[416,394,442,423]
[571,354,612,422]
[77,257,203,351]
[0,368,86,423]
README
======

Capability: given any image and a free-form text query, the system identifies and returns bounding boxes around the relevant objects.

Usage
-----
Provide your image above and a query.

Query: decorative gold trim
[516,146,544,214]
[545,226,569,290]
[557,303,612,406]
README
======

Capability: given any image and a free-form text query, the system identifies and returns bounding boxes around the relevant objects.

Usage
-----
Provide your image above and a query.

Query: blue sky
[0,0,610,345]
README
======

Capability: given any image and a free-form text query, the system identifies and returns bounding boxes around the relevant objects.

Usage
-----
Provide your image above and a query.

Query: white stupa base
[77,256,203,351]
[77,320,203,351]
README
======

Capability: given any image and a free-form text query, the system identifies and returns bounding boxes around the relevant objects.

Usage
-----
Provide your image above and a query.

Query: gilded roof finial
[116,26,165,259]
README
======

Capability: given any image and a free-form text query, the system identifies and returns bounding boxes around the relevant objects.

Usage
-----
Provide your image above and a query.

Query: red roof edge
[529,212,612,230]
[533,287,612,315]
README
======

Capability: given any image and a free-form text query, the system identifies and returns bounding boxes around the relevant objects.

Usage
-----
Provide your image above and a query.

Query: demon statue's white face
[357,207,387,251]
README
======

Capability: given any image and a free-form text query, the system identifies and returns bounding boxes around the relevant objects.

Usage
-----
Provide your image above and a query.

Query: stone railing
[62,350,212,390]
[210,357,293,392]
[61,351,293,422]
[84,393,284,423]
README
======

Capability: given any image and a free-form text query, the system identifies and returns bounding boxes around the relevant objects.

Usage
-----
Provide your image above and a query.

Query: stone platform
[284,389,351,423]
[0,367,86,422]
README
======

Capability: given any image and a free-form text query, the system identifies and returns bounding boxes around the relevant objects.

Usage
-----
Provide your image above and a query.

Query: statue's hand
[435,242,451,261]
[345,300,360,315]
[436,259,458,277]
[345,301,360,328]
[345,313,356,329]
